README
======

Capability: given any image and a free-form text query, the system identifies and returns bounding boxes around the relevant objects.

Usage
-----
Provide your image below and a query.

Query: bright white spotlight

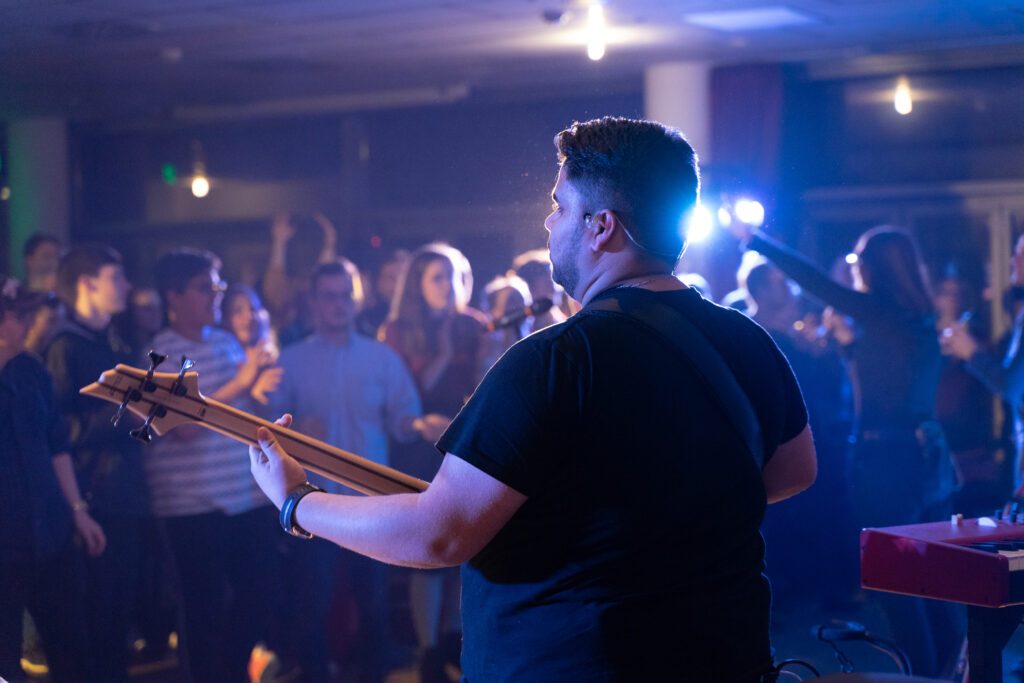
[191,175,210,198]
[734,199,765,227]
[686,204,713,243]
[586,3,607,61]
[845,253,859,265]
[894,77,912,115]
[716,206,732,227]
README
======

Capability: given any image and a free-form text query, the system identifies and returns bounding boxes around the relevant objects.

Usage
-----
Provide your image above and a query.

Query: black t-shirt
[437,287,807,682]
[0,352,74,563]
[45,318,148,516]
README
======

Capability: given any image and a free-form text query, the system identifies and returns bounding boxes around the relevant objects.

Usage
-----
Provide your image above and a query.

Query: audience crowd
[1,212,1018,681]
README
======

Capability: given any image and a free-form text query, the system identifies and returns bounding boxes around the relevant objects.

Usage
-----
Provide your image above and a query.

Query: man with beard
[249,117,816,682]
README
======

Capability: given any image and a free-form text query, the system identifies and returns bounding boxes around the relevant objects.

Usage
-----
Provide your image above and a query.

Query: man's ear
[77,274,95,299]
[588,209,624,254]
[163,289,182,314]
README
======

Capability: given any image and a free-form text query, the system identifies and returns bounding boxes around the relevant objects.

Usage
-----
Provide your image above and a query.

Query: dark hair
[386,243,472,357]
[219,284,272,347]
[554,117,700,264]
[743,261,775,303]
[154,248,220,297]
[57,243,122,305]
[23,233,61,258]
[854,227,934,316]
[389,244,471,322]
[311,257,362,297]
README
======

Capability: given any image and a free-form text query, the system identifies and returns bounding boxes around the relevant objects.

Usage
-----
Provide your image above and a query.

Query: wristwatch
[279,482,323,539]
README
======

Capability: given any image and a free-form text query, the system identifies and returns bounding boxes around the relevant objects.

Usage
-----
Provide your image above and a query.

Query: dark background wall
[68,88,644,294]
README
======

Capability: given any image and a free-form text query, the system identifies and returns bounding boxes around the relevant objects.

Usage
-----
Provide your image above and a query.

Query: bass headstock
[80,351,206,442]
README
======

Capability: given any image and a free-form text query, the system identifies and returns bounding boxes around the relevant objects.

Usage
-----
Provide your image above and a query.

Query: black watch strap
[279,482,323,539]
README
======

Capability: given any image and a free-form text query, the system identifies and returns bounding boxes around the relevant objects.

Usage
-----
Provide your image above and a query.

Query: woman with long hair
[381,243,485,431]
[219,284,280,404]
[221,286,276,353]
[733,223,959,676]
[379,242,486,667]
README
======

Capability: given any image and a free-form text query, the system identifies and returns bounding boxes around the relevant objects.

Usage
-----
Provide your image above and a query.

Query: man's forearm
[292,491,461,569]
[52,453,87,510]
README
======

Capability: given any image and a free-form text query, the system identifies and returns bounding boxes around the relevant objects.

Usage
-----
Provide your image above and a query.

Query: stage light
[0,186,9,201]
[894,77,913,115]
[717,207,732,227]
[686,204,713,243]
[191,174,210,198]
[586,3,606,61]
[845,253,859,265]
[734,199,765,227]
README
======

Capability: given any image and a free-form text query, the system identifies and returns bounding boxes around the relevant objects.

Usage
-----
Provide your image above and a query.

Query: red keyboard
[861,516,1024,608]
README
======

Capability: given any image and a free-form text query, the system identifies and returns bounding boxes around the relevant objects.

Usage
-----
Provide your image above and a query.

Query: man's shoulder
[5,351,47,378]
[495,316,588,367]
[46,319,93,352]
[203,327,240,348]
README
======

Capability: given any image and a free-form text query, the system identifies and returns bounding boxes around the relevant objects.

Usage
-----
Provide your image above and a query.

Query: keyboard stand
[966,603,1024,682]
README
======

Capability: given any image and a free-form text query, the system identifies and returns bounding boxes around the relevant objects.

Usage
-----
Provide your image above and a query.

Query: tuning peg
[142,350,168,393]
[129,422,153,443]
[130,403,167,443]
[111,388,142,427]
[171,356,195,396]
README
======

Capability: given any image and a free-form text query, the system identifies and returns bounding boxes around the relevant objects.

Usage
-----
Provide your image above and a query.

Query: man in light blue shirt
[267,258,447,682]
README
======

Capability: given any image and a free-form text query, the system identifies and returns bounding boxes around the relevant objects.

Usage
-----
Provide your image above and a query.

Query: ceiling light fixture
[190,140,210,198]
[586,3,607,61]
[894,77,913,115]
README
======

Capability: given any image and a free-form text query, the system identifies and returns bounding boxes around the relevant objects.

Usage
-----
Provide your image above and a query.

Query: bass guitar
[81,352,428,496]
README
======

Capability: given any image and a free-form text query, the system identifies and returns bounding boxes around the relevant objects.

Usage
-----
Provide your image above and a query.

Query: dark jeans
[84,513,146,683]
[278,537,394,683]
[163,506,281,683]
[0,539,93,683]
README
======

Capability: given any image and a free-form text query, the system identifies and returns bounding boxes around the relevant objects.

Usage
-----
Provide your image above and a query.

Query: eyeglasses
[189,279,227,294]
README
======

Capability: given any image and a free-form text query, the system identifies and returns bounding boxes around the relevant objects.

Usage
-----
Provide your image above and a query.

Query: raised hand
[939,321,979,361]
[271,213,296,244]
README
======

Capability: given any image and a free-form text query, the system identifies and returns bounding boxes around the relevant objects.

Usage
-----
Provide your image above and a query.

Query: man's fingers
[275,413,293,427]
[257,426,288,459]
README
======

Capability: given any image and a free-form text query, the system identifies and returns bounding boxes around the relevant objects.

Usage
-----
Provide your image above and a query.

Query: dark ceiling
[2,0,1024,121]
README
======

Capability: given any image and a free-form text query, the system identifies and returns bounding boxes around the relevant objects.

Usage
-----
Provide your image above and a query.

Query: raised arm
[249,419,526,568]
[745,232,875,320]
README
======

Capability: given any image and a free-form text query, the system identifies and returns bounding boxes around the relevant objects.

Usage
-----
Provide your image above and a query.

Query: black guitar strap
[585,292,765,470]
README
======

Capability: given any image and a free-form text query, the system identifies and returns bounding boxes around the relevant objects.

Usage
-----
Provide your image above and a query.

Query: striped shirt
[144,327,269,517]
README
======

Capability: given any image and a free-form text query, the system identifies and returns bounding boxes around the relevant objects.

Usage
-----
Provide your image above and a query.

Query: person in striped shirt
[147,248,283,683]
